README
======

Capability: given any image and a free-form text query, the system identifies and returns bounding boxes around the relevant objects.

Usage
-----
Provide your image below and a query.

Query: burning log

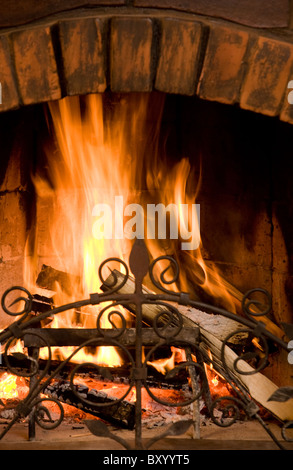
[22,327,199,348]
[184,262,286,341]
[102,270,250,345]
[35,263,285,341]
[0,354,191,392]
[29,264,293,422]
[31,290,55,314]
[102,270,293,422]
[42,380,135,429]
[36,265,82,297]
[199,328,293,422]
[30,290,55,327]
[102,269,285,341]
[36,263,246,343]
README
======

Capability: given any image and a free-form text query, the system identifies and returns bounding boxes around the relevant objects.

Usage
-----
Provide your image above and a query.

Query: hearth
[0,238,292,450]
[0,0,293,452]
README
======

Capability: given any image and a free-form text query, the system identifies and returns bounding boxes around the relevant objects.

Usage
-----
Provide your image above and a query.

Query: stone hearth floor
[0,419,292,450]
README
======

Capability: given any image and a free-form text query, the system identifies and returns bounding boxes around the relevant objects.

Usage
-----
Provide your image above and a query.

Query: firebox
[0,0,293,451]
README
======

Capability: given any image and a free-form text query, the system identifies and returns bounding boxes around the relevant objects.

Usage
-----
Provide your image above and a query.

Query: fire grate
[0,239,292,450]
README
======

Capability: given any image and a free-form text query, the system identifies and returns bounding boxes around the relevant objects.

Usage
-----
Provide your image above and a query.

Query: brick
[197,25,249,104]
[155,18,202,95]
[200,200,272,270]
[0,35,19,112]
[272,207,292,325]
[214,263,272,306]
[0,107,35,191]
[134,0,289,28]
[0,192,30,262]
[240,36,293,116]
[0,1,126,28]
[0,257,33,328]
[271,199,293,324]
[110,17,153,92]
[11,26,61,105]
[0,143,26,192]
[59,18,107,96]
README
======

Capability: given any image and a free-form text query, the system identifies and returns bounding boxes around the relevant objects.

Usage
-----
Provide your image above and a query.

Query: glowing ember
[211,376,219,387]
[0,373,18,400]
[0,373,29,402]
[204,350,231,398]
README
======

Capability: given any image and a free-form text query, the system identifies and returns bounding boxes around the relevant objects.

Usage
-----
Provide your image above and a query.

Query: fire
[204,350,230,398]
[147,347,186,375]
[20,93,238,367]
[211,375,219,387]
[0,373,18,400]
[25,94,139,366]
[0,373,29,402]
[148,350,176,375]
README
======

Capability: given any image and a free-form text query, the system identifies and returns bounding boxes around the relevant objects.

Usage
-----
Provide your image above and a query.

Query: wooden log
[30,293,54,328]
[31,293,54,314]
[185,347,201,439]
[102,270,250,345]
[102,270,293,421]
[103,268,286,341]
[22,327,199,348]
[43,380,135,429]
[200,328,293,422]
[0,355,190,390]
[36,264,81,296]
[35,256,286,340]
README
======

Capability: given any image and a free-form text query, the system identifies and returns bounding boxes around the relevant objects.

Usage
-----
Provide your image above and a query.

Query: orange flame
[0,373,29,401]
[21,93,237,366]
[204,350,230,397]
[0,373,18,400]
[148,350,176,375]
[147,346,186,375]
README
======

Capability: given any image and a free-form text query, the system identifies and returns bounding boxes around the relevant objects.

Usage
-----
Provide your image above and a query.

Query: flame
[21,92,238,367]
[147,346,186,375]
[204,349,230,397]
[26,94,142,366]
[148,350,176,375]
[0,373,18,400]
[0,373,29,402]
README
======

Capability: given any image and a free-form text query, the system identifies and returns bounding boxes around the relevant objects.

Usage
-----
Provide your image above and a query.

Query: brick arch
[1,9,293,124]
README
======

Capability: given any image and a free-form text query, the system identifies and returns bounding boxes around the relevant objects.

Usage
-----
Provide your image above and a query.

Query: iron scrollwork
[0,239,292,450]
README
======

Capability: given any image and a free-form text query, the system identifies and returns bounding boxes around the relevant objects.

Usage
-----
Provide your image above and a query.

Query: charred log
[0,354,190,390]
[22,327,199,348]
[102,269,249,345]
[36,264,81,296]
[101,269,293,422]
[43,380,135,429]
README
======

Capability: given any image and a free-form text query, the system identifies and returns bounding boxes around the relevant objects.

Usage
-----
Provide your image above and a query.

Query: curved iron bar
[143,340,205,407]
[0,241,292,450]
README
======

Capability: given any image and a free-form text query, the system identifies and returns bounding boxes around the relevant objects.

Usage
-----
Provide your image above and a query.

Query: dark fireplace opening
[0,91,293,450]
[0,0,293,451]
[1,93,293,332]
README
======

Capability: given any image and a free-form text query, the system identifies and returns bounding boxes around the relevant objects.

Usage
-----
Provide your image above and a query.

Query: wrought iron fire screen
[0,239,292,450]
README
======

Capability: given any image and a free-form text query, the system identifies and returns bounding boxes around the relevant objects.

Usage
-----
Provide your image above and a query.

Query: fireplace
[0,0,293,451]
